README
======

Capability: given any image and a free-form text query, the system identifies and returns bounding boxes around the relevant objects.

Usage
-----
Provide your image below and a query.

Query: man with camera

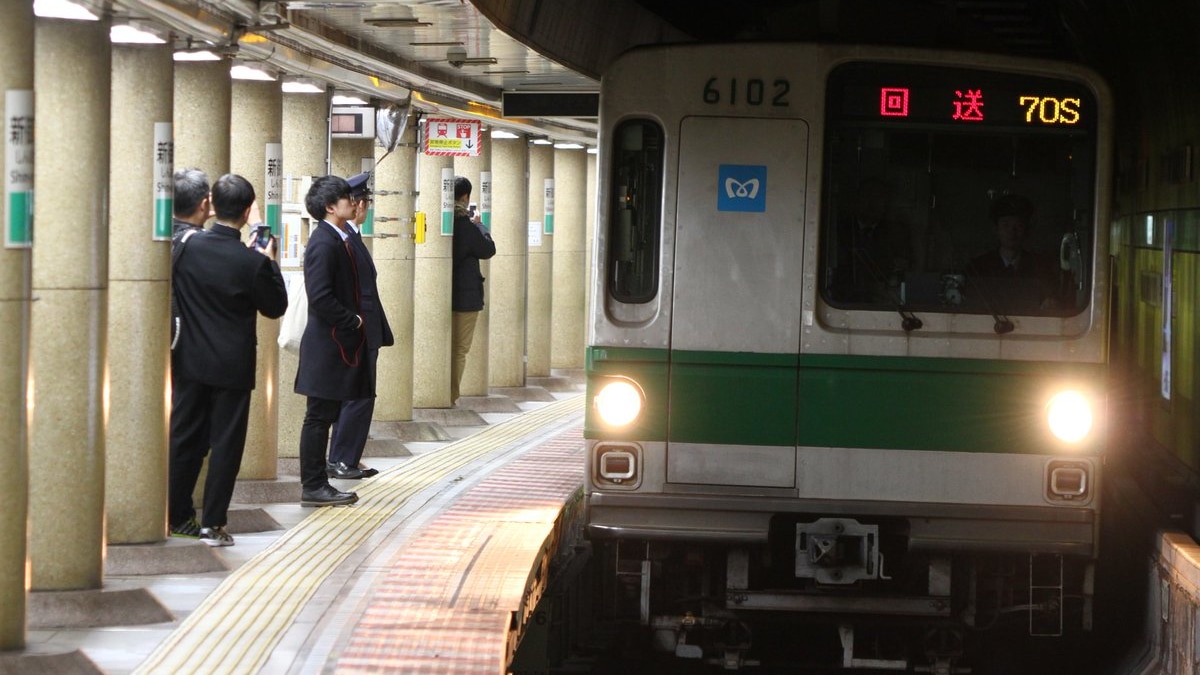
[168,173,288,546]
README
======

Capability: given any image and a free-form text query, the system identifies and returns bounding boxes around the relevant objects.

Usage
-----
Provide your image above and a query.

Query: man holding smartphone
[168,173,288,546]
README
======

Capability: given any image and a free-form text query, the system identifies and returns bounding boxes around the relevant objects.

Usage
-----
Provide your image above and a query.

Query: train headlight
[594,379,643,427]
[1046,390,1093,443]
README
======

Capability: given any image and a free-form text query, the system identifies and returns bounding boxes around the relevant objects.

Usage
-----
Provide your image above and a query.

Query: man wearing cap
[295,174,394,506]
[327,171,383,479]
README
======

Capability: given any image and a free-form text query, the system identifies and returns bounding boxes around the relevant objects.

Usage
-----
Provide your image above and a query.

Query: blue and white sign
[717,164,767,213]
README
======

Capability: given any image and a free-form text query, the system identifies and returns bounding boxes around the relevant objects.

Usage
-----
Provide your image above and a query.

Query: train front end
[585,43,1111,671]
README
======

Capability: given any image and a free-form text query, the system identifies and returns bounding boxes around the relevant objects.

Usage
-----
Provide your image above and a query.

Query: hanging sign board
[424,118,482,157]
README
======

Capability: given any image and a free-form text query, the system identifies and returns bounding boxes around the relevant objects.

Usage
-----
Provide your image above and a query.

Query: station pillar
[105,43,175,545]
[374,125,418,421]
[173,60,230,182]
[412,148,454,407]
[28,16,111,591]
[487,133,530,387]
[551,146,588,370]
[526,143,554,377]
[277,91,329,462]
[585,151,598,333]
[230,80,283,479]
[454,135,492,398]
[0,0,35,650]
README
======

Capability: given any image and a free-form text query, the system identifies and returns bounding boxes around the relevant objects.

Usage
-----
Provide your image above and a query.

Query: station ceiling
[107,0,1194,143]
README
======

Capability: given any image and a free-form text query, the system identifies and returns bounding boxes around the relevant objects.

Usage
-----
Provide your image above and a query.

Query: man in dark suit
[169,173,288,546]
[295,175,394,506]
[969,193,1061,311]
[327,171,386,479]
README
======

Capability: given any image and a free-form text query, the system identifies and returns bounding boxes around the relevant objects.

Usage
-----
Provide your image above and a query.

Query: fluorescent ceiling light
[553,142,584,150]
[332,94,368,105]
[111,24,167,44]
[491,129,519,139]
[282,80,324,94]
[587,147,598,155]
[230,64,277,81]
[34,0,98,19]
[531,138,553,145]
[174,50,222,62]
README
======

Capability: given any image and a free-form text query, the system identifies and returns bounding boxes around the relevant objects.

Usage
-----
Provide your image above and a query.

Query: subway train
[583,43,1112,672]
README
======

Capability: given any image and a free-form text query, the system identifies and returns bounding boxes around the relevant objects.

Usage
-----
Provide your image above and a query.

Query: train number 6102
[703,77,791,107]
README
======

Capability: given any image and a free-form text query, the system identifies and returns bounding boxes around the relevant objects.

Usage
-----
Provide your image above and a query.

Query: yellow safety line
[135,395,585,675]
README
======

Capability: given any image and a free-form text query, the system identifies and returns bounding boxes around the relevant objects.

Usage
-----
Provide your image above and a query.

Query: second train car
[584,43,1112,672]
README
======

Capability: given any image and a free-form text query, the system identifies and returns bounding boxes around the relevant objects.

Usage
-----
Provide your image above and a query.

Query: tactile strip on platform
[134,395,584,675]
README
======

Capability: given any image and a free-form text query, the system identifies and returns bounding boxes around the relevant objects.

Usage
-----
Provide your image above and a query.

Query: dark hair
[305,175,352,221]
[211,174,255,222]
[454,176,472,201]
[173,168,209,218]
[989,193,1034,223]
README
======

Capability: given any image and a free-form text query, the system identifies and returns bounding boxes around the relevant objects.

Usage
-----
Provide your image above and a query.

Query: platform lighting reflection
[174,50,222,62]
[111,24,166,44]
[1046,390,1094,443]
[282,80,324,94]
[230,64,277,82]
[34,0,98,19]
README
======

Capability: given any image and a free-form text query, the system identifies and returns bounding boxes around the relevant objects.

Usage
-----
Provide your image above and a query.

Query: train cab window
[607,119,664,304]
[818,62,1099,319]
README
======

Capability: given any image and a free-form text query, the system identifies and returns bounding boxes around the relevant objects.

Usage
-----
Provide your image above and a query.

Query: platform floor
[18,392,585,675]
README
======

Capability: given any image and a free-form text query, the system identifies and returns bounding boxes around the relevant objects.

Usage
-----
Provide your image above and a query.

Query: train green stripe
[586,346,1106,454]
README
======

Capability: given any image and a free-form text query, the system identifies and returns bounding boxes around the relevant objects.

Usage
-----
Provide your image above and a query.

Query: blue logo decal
[717,164,767,213]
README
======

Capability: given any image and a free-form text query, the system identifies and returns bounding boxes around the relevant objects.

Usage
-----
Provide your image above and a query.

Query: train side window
[607,119,664,304]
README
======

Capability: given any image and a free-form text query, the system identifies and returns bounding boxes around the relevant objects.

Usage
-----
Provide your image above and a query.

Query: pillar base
[0,650,102,674]
[27,588,172,629]
[491,385,556,402]
[106,539,228,576]
[413,407,488,427]
[528,374,582,393]
[456,394,522,413]
[370,419,451,442]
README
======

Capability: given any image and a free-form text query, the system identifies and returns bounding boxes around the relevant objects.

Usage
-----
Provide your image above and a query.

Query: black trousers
[168,377,251,528]
[299,396,343,491]
[328,397,375,467]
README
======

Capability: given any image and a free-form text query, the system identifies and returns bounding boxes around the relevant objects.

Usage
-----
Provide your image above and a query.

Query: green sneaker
[170,518,201,539]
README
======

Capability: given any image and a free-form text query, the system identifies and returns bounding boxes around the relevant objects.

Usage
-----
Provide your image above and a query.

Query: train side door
[666,115,809,488]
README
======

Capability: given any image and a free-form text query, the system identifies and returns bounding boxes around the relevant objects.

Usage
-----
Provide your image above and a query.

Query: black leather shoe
[301,484,358,507]
[326,461,365,479]
[357,464,379,478]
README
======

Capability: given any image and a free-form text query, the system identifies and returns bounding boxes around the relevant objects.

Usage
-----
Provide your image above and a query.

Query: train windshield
[819,62,1099,318]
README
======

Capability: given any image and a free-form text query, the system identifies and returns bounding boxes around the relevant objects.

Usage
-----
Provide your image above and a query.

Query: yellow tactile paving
[134,395,584,675]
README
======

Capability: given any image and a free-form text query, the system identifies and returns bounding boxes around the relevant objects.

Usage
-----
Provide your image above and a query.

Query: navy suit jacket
[294,220,393,400]
[171,223,288,390]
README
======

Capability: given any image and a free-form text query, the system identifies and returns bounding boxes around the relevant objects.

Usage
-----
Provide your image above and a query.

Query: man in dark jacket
[450,175,496,405]
[169,173,288,546]
[295,175,394,506]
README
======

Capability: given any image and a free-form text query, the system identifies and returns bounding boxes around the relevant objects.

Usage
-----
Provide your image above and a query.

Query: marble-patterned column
[525,144,554,377]
[173,60,230,180]
[28,15,111,591]
[374,126,417,421]
[0,0,34,650]
[454,135,491,398]
[550,147,587,369]
[278,91,329,461]
[585,150,598,341]
[332,138,373,179]
[230,80,283,479]
[105,43,175,545]
[412,146,454,407]
[487,133,529,387]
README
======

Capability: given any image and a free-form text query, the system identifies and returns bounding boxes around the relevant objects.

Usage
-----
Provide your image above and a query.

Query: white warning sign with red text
[423,118,482,157]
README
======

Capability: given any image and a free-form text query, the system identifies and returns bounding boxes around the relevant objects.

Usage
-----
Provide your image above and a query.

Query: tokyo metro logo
[717,164,767,212]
